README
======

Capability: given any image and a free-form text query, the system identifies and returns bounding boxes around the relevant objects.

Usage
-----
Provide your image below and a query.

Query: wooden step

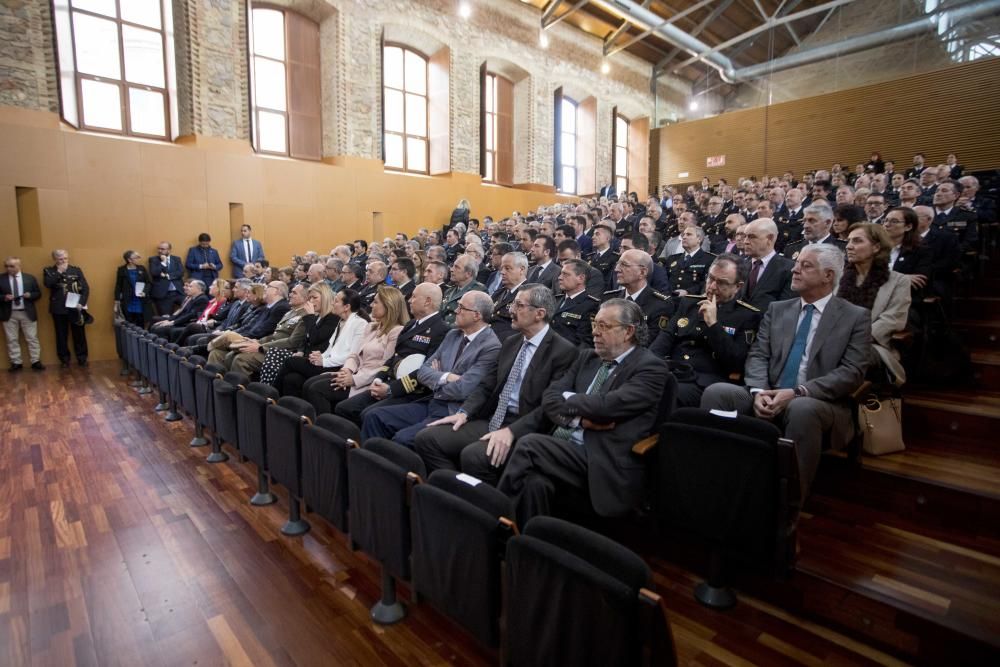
[902,389,1000,441]
[954,296,1000,320]
[790,507,1000,665]
[953,319,1000,347]
[971,348,1000,390]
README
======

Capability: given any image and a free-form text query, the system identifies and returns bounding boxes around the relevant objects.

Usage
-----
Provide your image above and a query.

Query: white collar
[801,291,834,314]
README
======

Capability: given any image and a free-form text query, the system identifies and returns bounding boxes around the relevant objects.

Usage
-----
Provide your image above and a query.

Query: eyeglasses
[455,304,477,314]
[511,301,537,310]
[593,321,627,334]
[706,276,739,287]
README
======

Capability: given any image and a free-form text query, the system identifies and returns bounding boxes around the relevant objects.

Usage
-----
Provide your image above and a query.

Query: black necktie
[747,260,762,295]
[245,240,252,262]
[455,335,469,363]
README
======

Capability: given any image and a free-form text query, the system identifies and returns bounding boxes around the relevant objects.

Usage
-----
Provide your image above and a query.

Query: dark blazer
[300,313,341,353]
[184,245,224,283]
[891,245,933,282]
[0,272,41,322]
[43,265,89,315]
[782,235,846,260]
[114,265,154,323]
[243,299,291,340]
[491,283,526,341]
[149,255,185,298]
[460,327,577,439]
[375,311,450,398]
[169,293,210,327]
[527,261,559,292]
[552,291,599,347]
[542,347,669,517]
[739,254,795,312]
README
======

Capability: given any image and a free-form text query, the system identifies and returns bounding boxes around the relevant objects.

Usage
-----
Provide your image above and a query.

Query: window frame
[382,42,430,175]
[483,72,498,183]
[62,0,172,140]
[614,112,630,196]
[559,95,579,196]
[249,5,291,156]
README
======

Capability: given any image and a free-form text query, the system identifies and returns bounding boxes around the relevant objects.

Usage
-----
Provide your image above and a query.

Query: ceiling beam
[653,0,736,75]
[605,0,716,57]
[542,0,591,30]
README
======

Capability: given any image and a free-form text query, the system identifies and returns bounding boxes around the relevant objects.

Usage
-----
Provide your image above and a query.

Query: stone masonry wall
[0,0,57,112]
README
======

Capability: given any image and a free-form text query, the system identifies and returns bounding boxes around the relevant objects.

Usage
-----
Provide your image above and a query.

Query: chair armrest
[850,380,873,403]
[632,435,659,456]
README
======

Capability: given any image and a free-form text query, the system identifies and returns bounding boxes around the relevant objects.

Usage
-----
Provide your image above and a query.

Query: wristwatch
[793,385,807,397]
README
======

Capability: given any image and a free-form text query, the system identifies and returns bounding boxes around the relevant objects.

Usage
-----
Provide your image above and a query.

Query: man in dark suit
[551,259,599,347]
[498,298,669,526]
[932,180,978,256]
[229,224,266,278]
[484,243,512,296]
[701,244,871,499]
[358,261,387,310]
[915,205,962,300]
[2,257,44,371]
[527,236,559,292]
[782,202,847,260]
[335,283,449,424]
[151,279,210,341]
[185,233,224,283]
[739,218,795,312]
[491,252,529,341]
[361,291,501,447]
[239,281,291,340]
[415,284,578,485]
[149,241,186,316]
[43,249,90,368]
[571,214,593,256]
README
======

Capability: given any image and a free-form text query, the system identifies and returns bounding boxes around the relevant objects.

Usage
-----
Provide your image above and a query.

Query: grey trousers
[3,310,40,364]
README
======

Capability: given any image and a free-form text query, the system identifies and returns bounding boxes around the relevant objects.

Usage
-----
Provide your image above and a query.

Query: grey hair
[189,279,207,293]
[326,257,344,270]
[51,248,68,260]
[688,226,706,242]
[505,252,529,272]
[521,283,557,323]
[456,255,479,277]
[466,290,494,321]
[801,244,845,288]
[804,202,833,222]
[268,280,289,298]
[234,279,253,290]
[602,298,649,347]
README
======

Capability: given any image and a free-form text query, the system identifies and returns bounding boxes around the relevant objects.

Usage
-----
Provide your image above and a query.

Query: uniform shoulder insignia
[586,295,600,301]
[603,288,623,295]
[650,290,671,301]
[682,293,706,299]
[736,299,760,312]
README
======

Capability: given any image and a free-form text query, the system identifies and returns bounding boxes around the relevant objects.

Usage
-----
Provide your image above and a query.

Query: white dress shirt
[9,273,24,310]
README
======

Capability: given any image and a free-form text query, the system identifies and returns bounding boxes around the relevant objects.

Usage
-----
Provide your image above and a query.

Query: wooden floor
[0,362,914,667]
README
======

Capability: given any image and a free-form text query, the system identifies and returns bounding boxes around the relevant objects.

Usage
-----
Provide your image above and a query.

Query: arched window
[559,96,578,195]
[383,45,428,173]
[248,6,321,159]
[52,0,173,139]
[614,114,630,195]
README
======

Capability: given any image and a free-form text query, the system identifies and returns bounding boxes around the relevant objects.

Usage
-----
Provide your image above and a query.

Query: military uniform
[664,249,715,295]
[490,282,525,341]
[649,294,762,407]
[358,280,386,310]
[551,291,599,347]
[587,248,620,291]
[601,285,673,347]
[440,280,486,326]
[782,236,847,260]
[777,207,805,251]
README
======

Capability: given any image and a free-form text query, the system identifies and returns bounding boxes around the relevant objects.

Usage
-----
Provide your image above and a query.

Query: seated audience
[832,203,865,241]
[884,207,932,291]
[258,283,341,386]
[151,280,209,339]
[737,218,795,312]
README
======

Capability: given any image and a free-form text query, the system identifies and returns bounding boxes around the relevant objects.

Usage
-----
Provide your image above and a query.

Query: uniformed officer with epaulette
[664,226,716,296]
[586,223,620,290]
[649,254,762,407]
[490,251,528,341]
[782,201,846,260]
[552,258,599,347]
[603,248,672,347]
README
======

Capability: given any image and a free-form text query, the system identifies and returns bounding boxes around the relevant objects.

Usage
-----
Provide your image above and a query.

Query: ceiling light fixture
[459,2,471,19]
[601,60,610,74]
[540,31,550,48]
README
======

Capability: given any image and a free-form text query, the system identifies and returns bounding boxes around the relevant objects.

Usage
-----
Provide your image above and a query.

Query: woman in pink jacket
[302,285,409,415]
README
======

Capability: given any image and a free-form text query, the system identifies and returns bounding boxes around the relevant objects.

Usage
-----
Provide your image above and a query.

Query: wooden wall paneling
[496,76,514,186]
[286,13,322,161]
[428,47,451,175]
[657,106,768,186]
[577,96,597,196]
[628,115,650,197]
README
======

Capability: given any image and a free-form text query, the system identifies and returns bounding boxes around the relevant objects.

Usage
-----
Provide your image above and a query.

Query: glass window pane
[404,50,426,95]
[123,25,165,87]
[405,93,426,137]
[128,87,165,136]
[485,75,494,113]
[384,88,404,132]
[81,79,122,130]
[120,0,161,29]
[258,110,286,153]
[484,152,493,181]
[254,57,286,111]
[485,113,494,150]
[616,147,628,176]
[73,13,121,79]
[252,9,285,60]
[406,137,426,172]
[384,133,404,168]
[383,46,403,90]
[616,116,628,147]
[561,166,576,194]
[72,0,116,18]
[561,99,576,133]
[493,115,498,149]
[616,177,627,194]
[561,132,575,167]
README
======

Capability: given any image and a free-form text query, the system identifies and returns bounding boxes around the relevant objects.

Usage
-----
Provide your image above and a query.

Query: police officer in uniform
[491,251,529,341]
[782,202,846,260]
[664,226,716,296]
[586,224,619,290]
[603,249,673,347]
[650,254,761,407]
[551,258,598,347]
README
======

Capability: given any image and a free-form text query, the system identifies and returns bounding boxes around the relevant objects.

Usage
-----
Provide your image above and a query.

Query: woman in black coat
[258,282,342,385]
[114,250,153,327]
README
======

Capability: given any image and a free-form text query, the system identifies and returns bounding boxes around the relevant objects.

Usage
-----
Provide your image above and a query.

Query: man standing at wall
[149,242,186,316]
[1,257,44,371]
[229,224,266,278]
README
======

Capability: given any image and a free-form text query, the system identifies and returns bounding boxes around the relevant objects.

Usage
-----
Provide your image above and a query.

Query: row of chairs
[114,321,678,665]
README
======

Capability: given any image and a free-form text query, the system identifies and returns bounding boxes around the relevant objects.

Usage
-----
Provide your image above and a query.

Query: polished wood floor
[0,363,915,666]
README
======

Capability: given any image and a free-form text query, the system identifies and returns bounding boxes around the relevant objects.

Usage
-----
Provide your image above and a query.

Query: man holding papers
[43,249,90,368]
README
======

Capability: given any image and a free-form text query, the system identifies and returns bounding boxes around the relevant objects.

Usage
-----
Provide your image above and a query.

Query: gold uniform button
[683,354,690,360]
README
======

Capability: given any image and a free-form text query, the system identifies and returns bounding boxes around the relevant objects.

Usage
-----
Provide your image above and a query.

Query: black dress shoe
[60,360,71,369]
[78,359,88,367]
[31,361,45,371]
[7,363,22,372]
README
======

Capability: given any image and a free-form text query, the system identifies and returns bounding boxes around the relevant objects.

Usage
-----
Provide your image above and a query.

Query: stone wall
[0,0,57,112]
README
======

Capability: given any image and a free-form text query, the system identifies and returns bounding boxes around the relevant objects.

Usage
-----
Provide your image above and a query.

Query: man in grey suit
[415,284,578,485]
[701,244,871,498]
[360,290,501,447]
[498,299,670,527]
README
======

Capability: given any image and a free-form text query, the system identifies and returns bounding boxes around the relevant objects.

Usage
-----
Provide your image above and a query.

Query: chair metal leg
[137,379,153,395]
[694,548,736,610]
[280,497,310,537]
[119,361,131,376]
[164,400,182,422]
[153,391,169,411]
[250,468,276,506]
[206,434,229,463]
[370,568,405,625]
[189,423,208,447]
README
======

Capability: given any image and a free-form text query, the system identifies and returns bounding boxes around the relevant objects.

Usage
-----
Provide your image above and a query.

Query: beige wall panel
[142,196,209,252]
[0,124,67,191]
[0,185,18,241]
[261,157,320,209]
[64,133,141,191]
[139,143,208,200]
[205,151,265,205]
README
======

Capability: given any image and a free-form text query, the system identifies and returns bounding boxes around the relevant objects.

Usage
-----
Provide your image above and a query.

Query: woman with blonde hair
[258,282,342,385]
[302,285,409,415]
[841,222,911,385]
[450,198,471,228]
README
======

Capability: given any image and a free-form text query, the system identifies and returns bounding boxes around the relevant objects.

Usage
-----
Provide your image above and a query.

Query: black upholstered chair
[410,470,517,648]
[154,341,177,412]
[165,346,189,422]
[348,437,426,624]
[114,321,129,376]
[505,516,676,667]
[211,371,247,462]
[236,382,280,506]
[177,355,208,447]
[194,364,234,462]
[653,408,798,609]
[265,396,316,537]
[301,414,356,535]
[136,333,155,395]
